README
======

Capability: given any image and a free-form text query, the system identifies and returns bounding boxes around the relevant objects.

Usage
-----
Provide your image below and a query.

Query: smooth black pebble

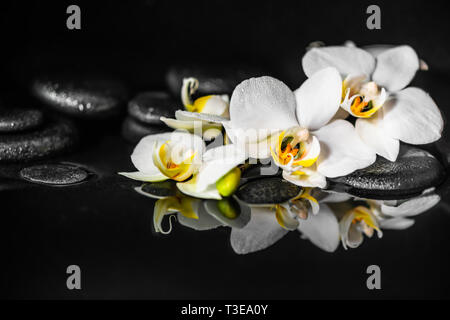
[236,177,302,205]
[128,91,179,125]
[328,145,446,199]
[121,116,169,143]
[20,163,89,185]
[0,118,78,162]
[0,108,43,132]
[32,75,128,118]
[166,64,267,98]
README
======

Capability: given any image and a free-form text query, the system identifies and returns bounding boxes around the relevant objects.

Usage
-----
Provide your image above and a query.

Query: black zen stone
[0,108,44,133]
[32,75,128,118]
[166,64,266,98]
[0,119,78,162]
[121,117,169,144]
[128,91,179,125]
[236,177,302,205]
[328,145,447,200]
[20,164,89,185]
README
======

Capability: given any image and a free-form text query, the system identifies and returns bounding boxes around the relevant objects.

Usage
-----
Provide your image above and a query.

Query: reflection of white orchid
[119,131,245,200]
[160,78,230,140]
[303,44,444,161]
[225,69,376,188]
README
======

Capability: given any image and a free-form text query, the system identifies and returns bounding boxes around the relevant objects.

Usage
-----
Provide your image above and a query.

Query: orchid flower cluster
[119,42,444,253]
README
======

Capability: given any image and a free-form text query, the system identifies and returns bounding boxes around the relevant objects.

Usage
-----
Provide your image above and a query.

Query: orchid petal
[313,120,376,178]
[118,171,168,182]
[372,45,420,91]
[282,166,327,189]
[355,113,400,161]
[175,110,229,124]
[302,46,375,78]
[381,193,440,217]
[230,206,288,254]
[379,217,415,230]
[196,144,247,192]
[297,204,340,252]
[295,67,342,130]
[130,132,173,174]
[382,87,443,145]
[229,76,298,143]
[176,177,222,200]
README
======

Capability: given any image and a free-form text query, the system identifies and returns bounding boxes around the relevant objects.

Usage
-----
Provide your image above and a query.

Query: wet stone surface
[236,177,302,205]
[128,91,179,125]
[0,118,78,162]
[20,163,89,185]
[32,75,128,118]
[329,145,447,199]
[166,64,267,98]
[0,108,44,133]
[121,116,169,143]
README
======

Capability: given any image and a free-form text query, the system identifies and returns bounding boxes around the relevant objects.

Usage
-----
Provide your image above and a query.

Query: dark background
[1,0,450,299]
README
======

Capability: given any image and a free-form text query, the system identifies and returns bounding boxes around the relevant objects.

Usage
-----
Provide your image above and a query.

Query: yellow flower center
[153,140,198,182]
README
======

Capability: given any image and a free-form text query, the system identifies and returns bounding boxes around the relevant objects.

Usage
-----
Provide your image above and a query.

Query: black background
[1,0,450,299]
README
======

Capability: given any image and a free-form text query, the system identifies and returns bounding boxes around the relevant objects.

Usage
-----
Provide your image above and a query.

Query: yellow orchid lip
[270,129,319,169]
[349,205,382,236]
[342,77,386,118]
[153,141,198,182]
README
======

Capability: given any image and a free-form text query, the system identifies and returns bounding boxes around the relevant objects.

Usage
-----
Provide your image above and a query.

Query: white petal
[380,217,415,230]
[118,171,168,182]
[317,190,352,203]
[295,67,342,130]
[297,204,340,252]
[224,122,274,159]
[175,110,229,124]
[200,95,229,116]
[131,132,173,173]
[229,76,298,142]
[176,178,222,200]
[196,144,247,192]
[302,46,375,78]
[177,205,223,231]
[313,120,377,178]
[381,194,440,217]
[282,167,327,188]
[355,113,400,161]
[230,206,288,254]
[382,87,444,144]
[372,45,420,91]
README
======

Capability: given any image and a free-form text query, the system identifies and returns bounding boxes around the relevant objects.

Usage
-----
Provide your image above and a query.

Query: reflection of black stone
[128,91,179,125]
[0,118,78,162]
[236,177,302,204]
[329,145,447,199]
[166,64,267,98]
[20,164,89,185]
[0,108,44,133]
[141,181,177,198]
[121,116,169,143]
[32,75,128,118]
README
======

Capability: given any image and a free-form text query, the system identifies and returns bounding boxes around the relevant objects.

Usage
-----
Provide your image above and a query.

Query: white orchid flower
[119,131,246,200]
[225,69,376,188]
[231,188,334,254]
[119,131,205,182]
[303,44,444,161]
[336,189,440,249]
[160,77,230,140]
[338,204,383,250]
